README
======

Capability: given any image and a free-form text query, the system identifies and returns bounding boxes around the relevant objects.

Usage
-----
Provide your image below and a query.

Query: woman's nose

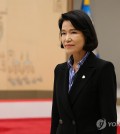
[65,35,72,42]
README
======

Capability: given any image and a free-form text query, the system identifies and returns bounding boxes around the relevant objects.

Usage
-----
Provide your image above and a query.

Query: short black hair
[58,10,98,51]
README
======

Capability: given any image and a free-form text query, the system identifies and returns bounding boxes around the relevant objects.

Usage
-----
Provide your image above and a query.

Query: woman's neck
[73,51,86,64]
[72,51,86,72]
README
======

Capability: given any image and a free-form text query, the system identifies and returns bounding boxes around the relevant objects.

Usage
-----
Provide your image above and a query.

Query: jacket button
[59,119,63,124]
[72,120,76,125]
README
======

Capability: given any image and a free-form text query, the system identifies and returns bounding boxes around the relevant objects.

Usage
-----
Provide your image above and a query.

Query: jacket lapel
[59,52,97,117]
[68,52,97,104]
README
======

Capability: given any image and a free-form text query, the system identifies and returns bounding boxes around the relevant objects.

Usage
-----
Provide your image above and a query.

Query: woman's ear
[59,33,64,48]
[61,43,64,48]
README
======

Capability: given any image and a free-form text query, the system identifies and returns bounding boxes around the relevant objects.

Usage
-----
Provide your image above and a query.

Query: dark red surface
[0,118,51,134]
[0,118,120,134]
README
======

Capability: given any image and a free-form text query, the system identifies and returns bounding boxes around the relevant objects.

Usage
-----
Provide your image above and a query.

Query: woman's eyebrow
[61,28,76,31]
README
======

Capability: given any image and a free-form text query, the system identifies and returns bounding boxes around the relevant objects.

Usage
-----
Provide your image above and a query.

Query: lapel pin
[82,75,85,79]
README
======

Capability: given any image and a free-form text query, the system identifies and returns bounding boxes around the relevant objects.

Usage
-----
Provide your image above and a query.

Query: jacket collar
[61,52,97,70]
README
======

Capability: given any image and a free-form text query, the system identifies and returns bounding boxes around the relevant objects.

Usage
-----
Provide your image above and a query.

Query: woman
[50,10,117,134]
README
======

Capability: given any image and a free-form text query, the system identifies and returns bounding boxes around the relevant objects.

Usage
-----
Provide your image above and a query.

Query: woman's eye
[61,32,66,35]
[71,31,77,34]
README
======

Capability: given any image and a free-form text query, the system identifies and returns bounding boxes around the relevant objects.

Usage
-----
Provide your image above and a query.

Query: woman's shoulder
[95,57,115,71]
[54,62,67,72]
[87,52,115,70]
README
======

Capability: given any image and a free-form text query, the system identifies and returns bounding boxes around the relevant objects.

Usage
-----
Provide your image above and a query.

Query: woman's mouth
[65,44,74,48]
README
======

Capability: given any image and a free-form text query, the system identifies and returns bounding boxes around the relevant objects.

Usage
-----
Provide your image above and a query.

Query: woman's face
[61,20,86,55]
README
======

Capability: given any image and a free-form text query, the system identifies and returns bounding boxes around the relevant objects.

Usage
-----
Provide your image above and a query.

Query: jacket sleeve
[50,65,59,134]
[98,62,117,134]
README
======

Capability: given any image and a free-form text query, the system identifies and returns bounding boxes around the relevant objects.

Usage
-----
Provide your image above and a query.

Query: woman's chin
[65,49,74,55]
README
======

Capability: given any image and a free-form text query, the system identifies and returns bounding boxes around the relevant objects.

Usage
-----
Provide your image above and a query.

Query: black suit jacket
[50,52,117,134]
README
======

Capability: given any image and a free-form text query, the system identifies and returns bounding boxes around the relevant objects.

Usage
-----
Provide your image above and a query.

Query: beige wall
[0,0,67,90]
